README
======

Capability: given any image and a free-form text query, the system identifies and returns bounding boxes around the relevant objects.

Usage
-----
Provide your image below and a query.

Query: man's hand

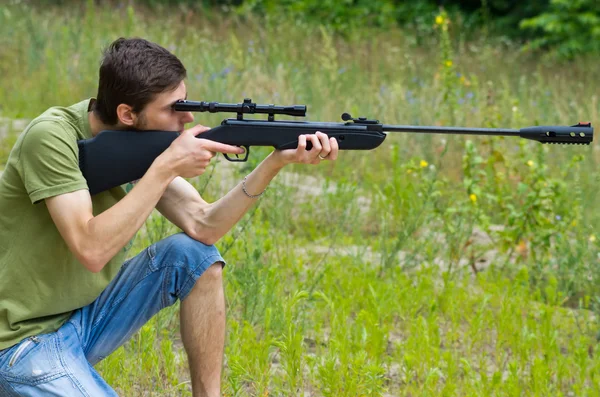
[160,124,246,179]
[271,131,339,167]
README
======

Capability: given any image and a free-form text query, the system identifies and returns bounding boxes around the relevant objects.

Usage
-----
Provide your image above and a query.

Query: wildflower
[445,60,453,67]
[516,240,528,257]
[469,193,477,203]
[590,235,596,243]
[420,160,428,168]
[435,15,444,25]
[527,160,534,167]
[512,106,518,112]
[221,66,232,77]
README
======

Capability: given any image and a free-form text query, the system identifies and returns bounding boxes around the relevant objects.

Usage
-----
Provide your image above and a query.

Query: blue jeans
[0,233,225,396]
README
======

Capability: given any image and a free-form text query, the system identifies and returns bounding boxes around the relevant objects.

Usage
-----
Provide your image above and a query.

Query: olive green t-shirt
[0,99,130,350]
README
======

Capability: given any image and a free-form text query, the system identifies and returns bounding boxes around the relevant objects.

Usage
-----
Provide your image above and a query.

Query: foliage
[9,0,600,57]
[235,0,398,33]
[520,0,600,59]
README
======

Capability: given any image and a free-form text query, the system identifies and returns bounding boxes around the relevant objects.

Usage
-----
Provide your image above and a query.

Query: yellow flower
[527,160,534,167]
[469,193,477,203]
[420,160,429,168]
[435,15,444,25]
[590,235,596,243]
[445,60,453,67]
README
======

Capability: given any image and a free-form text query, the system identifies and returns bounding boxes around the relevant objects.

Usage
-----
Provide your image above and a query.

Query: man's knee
[154,233,224,271]
[150,233,225,301]
[195,262,224,287]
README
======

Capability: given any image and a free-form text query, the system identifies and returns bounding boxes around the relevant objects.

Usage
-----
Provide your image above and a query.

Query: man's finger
[307,134,322,153]
[297,135,307,151]
[185,124,211,136]
[328,137,339,160]
[316,131,331,155]
[200,139,246,154]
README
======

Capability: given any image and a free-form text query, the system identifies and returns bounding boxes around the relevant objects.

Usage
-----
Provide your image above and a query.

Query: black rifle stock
[78,98,594,195]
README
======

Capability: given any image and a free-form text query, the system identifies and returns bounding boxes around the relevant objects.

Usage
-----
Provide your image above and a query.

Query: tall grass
[1,1,599,395]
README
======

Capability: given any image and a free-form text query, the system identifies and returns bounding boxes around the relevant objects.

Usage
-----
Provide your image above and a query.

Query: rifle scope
[173,98,306,120]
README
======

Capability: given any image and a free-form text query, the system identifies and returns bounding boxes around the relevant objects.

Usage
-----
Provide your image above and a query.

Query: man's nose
[183,112,194,123]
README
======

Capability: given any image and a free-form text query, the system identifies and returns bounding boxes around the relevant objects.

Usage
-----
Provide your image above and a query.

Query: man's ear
[116,103,136,127]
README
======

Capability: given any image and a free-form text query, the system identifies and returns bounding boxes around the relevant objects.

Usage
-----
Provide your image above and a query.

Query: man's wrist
[149,154,178,185]
[266,151,288,170]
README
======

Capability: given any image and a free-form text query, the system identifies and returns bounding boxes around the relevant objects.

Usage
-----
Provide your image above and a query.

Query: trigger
[223,146,249,162]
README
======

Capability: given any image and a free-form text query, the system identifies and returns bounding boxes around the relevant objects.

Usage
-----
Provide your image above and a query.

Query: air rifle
[78,98,594,195]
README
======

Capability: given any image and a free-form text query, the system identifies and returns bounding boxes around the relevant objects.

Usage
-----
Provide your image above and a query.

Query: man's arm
[156,152,285,245]
[46,126,245,273]
[46,160,176,273]
[156,132,339,245]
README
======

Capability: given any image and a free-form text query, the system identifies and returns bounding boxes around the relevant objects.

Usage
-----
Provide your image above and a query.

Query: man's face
[133,80,194,132]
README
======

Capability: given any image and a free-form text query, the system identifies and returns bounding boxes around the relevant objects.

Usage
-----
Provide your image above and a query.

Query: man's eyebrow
[169,93,188,109]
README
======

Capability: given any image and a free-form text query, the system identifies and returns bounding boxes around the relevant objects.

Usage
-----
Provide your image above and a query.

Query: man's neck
[88,109,118,137]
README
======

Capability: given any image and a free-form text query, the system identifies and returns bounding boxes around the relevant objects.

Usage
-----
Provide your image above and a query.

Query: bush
[520,0,600,59]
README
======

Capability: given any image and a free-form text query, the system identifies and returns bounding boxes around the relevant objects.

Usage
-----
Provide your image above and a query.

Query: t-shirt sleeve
[17,120,89,204]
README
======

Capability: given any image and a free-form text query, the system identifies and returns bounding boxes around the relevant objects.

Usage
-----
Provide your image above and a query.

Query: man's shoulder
[11,115,80,166]
[23,99,90,133]
[17,117,76,151]
[17,100,92,147]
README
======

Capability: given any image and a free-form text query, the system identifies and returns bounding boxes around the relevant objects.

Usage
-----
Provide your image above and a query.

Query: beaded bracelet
[242,176,266,198]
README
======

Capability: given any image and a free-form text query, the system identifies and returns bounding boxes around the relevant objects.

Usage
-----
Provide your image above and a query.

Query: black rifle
[78,98,594,195]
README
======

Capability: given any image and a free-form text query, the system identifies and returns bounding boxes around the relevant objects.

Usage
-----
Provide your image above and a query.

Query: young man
[0,37,338,396]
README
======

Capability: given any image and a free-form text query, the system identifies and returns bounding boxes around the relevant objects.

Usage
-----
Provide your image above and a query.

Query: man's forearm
[83,160,175,271]
[194,153,285,244]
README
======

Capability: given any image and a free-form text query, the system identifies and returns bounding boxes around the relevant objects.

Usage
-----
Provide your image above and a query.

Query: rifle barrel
[382,125,519,136]
[381,124,593,144]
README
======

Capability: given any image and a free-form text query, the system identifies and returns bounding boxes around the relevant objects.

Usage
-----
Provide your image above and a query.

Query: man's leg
[69,233,227,395]
[0,320,118,396]
[180,263,226,397]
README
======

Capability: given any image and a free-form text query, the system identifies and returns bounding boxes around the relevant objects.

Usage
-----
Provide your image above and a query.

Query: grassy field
[1,2,600,395]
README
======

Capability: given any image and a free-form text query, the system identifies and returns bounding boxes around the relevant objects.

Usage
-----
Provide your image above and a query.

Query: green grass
[1,1,600,395]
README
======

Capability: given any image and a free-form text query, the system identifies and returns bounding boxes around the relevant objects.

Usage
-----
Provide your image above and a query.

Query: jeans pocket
[0,333,67,386]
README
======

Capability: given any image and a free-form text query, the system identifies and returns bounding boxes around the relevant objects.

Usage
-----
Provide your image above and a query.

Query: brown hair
[93,37,187,125]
